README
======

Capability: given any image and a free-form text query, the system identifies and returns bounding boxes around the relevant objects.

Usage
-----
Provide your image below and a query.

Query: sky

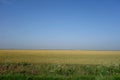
[0,0,120,50]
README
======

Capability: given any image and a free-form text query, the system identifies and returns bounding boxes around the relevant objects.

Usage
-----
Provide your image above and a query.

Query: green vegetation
[0,63,120,80]
[0,50,120,80]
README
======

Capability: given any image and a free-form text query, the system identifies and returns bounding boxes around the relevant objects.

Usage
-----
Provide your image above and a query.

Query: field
[0,50,120,64]
[0,50,120,80]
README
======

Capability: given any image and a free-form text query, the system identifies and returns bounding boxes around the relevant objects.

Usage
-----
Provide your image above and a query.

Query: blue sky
[0,0,120,50]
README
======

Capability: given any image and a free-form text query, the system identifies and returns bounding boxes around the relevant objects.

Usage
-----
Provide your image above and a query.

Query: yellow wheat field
[0,50,120,65]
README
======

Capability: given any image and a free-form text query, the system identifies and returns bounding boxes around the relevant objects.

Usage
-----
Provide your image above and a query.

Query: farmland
[0,50,120,64]
[0,50,120,80]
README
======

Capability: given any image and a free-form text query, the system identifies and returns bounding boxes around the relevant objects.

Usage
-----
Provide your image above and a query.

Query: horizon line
[0,49,120,51]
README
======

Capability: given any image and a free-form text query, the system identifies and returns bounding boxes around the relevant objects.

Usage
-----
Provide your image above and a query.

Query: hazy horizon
[0,0,120,50]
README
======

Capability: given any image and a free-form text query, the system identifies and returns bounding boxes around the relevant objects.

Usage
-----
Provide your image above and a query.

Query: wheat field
[0,50,120,64]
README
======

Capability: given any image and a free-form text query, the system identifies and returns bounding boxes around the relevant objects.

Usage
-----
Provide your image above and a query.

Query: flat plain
[0,50,120,64]
[0,50,120,80]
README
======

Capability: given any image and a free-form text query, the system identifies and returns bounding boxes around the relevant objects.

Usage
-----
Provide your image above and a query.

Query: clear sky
[0,0,120,50]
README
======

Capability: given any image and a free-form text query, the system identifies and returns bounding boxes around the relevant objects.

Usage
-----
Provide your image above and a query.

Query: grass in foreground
[0,63,120,80]
[0,50,120,80]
